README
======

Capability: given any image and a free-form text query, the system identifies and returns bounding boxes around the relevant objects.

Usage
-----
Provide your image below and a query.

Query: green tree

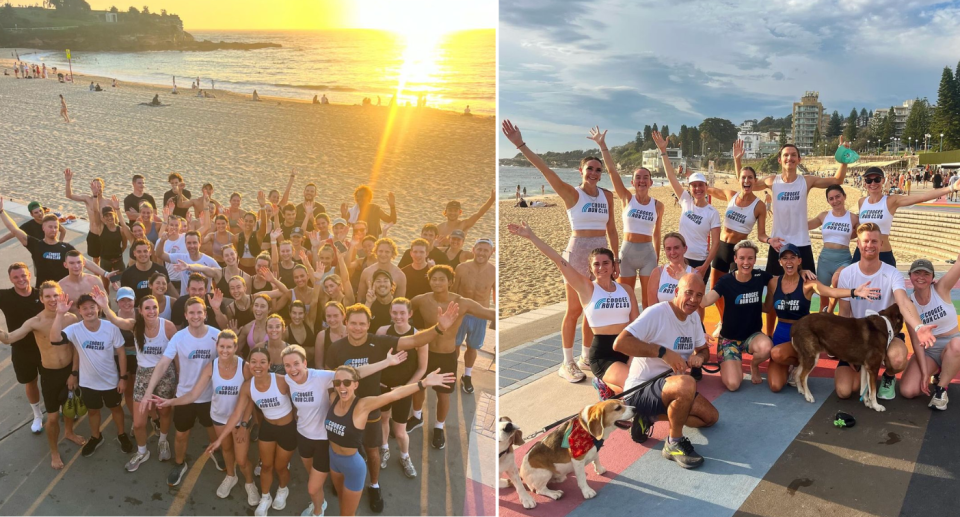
[812,126,821,152]
[902,98,931,150]
[826,110,842,138]
[643,125,652,143]
[0,3,14,28]
[128,5,139,14]
[698,118,738,151]
[778,126,787,147]
[843,107,858,142]
[109,5,118,12]
[661,124,669,139]
[142,5,150,14]
[880,107,896,146]
[933,67,960,151]
[860,108,867,122]
[635,131,643,148]
[651,123,659,138]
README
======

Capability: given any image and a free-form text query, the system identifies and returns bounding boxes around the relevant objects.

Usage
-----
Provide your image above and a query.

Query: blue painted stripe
[567,377,834,517]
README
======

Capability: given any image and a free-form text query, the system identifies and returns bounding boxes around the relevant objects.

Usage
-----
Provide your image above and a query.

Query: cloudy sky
[499,0,960,152]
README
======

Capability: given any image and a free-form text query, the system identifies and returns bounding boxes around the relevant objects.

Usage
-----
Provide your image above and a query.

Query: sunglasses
[332,379,354,388]
[864,176,883,184]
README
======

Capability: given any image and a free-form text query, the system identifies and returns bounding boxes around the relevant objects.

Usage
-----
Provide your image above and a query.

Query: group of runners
[502,119,960,469]
[0,171,496,516]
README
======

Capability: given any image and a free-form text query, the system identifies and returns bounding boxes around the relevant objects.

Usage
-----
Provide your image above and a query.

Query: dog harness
[866,309,895,348]
[562,417,599,460]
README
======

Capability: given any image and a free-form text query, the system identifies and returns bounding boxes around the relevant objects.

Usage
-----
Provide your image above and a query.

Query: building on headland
[737,131,763,159]
[641,148,683,174]
[758,141,781,158]
[873,100,914,138]
[738,120,758,132]
[792,91,828,155]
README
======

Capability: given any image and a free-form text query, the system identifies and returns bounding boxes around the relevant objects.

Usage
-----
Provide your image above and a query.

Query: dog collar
[499,446,512,458]
[867,310,895,348]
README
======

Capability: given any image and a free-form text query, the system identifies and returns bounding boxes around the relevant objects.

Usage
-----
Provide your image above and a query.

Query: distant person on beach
[41,63,46,78]
[541,185,545,195]
[59,95,70,123]
[436,191,495,246]
[112,78,117,87]
[197,89,204,97]
[463,105,471,115]
[377,95,381,106]
[148,94,161,106]
[320,94,329,104]
[312,95,319,104]
[252,90,261,102]
[90,82,95,91]
[95,83,103,92]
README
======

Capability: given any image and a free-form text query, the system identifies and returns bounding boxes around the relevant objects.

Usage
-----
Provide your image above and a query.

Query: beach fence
[811,207,960,261]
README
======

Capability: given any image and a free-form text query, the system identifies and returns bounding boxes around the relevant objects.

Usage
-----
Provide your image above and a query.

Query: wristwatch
[657,346,667,358]
[240,418,252,429]
[71,370,79,377]
[435,325,445,336]
[119,374,129,380]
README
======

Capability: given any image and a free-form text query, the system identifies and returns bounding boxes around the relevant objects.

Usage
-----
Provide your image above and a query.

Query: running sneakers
[255,494,273,517]
[929,386,949,410]
[405,415,423,433]
[245,482,260,507]
[30,417,43,434]
[661,437,704,469]
[254,460,262,477]
[168,461,188,486]
[592,377,615,400]
[379,446,390,469]
[577,354,591,371]
[630,412,654,444]
[558,360,585,383]
[272,486,289,510]
[877,374,897,400]
[209,448,226,471]
[400,455,417,478]
[300,500,328,516]
[432,428,445,449]
[217,475,238,498]
[118,433,134,454]
[368,486,384,513]
[461,375,474,394]
[787,366,798,387]
[125,450,151,472]
[158,439,172,462]
[81,434,103,457]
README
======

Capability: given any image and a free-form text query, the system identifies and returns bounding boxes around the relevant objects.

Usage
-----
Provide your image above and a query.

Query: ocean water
[18,29,494,114]
[499,165,670,199]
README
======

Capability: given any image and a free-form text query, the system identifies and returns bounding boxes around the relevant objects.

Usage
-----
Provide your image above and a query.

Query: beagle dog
[520,399,634,501]
[499,417,536,509]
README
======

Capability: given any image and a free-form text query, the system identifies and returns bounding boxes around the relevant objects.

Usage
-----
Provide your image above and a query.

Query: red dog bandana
[562,418,595,460]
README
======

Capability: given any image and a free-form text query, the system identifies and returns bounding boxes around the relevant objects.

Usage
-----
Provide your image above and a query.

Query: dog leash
[522,369,673,442]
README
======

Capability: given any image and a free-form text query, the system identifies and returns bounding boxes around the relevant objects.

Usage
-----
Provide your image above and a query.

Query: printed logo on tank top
[920,305,947,325]
[683,211,703,225]
[725,209,747,225]
[82,340,105,350]
[673,336,694,351]
[777,191,801,201]
[42,251,63,260]
[188,349,212,360]
[594,296,630,310]
[256,396,281,409]
[823,221,850,233]
[775,298,800,312]
[293,391,315,403]
[581,202,608,215]
[626,209,655,221]
[734,292,761,305]
[860,210,883,221]
[215,385,240,396]
[325,419,346,437]
[143,345,165,356]
[659,282,678,294]
[345,358,369,368]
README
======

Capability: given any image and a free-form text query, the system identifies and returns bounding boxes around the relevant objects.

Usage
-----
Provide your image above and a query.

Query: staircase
[811,207,960,262]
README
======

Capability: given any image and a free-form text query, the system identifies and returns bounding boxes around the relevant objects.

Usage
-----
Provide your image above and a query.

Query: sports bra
[566,187,609,231]
[212,234,228,258]
[250,373,293,421]
[622,195,657,236]
[582,281,631,328]
[211,357,244,424]
[820,211,854,246]
[858,196,893,235]
[325,396,364,449]
[656,265,695,303]
[773,276,811,321]
[723,193,759,234]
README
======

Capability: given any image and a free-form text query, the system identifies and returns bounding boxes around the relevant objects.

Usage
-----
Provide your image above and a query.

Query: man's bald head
[673,273,706,315]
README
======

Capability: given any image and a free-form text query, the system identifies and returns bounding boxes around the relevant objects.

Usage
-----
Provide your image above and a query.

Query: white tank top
[158,296,173,321]
[657,265,695,303]
[250,373,293,420]
[137,318,171,368]
[211,357,245,424]
[821,211,854,246]
[285,368,336,440]
[566,187,609,231]
[723,193,760,234]
[622,196,657,236]
[771,174,810,246]
[858,196,893,235]
[582,281,631,328]
[911,288,958,336]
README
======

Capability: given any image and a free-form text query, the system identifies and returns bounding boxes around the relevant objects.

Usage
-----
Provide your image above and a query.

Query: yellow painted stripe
[419,397,430,515]
[166,449,211,516]
[456,385,469,514]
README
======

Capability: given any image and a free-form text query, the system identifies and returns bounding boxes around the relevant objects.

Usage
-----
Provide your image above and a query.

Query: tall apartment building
[792,91,827,155]
[873,99,914,139]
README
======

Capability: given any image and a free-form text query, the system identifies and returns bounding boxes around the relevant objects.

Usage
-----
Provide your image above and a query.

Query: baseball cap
[290,227,304,237]
[116,287,135,301]
[475,237,493,246]
[863,167,884,177]
[450,229,466,239]
[332,218,347,227]
[909,258,935,275]
[446,200,461,209]
[779,243,801,258]
[688,172,707,184]
[27,201,42,213]
[76,294,97,307]
[372,269,393,282]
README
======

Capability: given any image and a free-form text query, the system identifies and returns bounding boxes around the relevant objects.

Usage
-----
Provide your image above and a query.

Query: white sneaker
[576,354,591,371]
[929,387,949,410]
[245,482,260,507]
[272,486,289,510]
[158,439,172,462]
[380,446,390,469]
[216,475,238,499]
[255,494,273,516]
[300,500,328,516]
[787,366,798,387]
[254,461,261,477]
[558,360,585,383]
[30,416,43,434]
[125,450,151,472]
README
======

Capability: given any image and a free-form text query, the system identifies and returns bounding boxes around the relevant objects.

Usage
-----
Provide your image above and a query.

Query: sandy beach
[499,184,931,318]
[0,58,495,248]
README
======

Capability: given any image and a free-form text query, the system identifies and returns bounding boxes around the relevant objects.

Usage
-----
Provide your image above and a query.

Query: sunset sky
[86,0,496,31]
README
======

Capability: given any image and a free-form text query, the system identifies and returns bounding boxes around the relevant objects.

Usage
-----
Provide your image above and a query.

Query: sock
[464,367,472,377]
[370,483,379,489]
[382,444,389,451]
[401,452,410,459]
[138,445,147,455]
[159,432,168,442]
[435,421,445,429]
[667,436,679,444]
[562,347,574,363]
[31,401,43,419]
[413,410,422,419]
[581,344,589,359]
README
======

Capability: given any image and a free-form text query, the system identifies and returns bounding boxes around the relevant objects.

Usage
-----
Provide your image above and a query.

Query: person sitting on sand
[112,78,117,87]
[149,94,161,106]
[252,90,261,102]
[171,84,179,95]
[90,82,96,91]
[95,83,103,92]
[312,95,319,104]
[321,94,329,105]
[464,105,471,116]
[197,89,204,98]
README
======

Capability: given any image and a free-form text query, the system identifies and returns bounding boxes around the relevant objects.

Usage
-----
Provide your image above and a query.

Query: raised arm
[732,139,744,179]
[381,192,397,224]
[652,130,684,200]
[64,168,92,203]
[0,316,40,344]
[91,286,135,330]
[461,190,493,230]
[501,119,578,205]
[891,177,958,210]
[356,347,408,378]
[396,302,459,351]
[280,170,295,207]
[507,221,593,299]
[357,368,455,417]
[808,136,849,189]
[936,250,960,300]
[0,198,29,246]
[588,127,629,201]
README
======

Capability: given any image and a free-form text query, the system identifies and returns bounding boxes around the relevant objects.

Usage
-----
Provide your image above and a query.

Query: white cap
[687,172,707,184]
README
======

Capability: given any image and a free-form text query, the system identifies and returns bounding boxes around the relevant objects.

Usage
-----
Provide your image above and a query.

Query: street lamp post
[941,133,945,152]
[925,133,931,152]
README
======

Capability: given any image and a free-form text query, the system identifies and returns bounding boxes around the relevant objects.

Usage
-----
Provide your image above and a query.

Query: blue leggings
[330,449,367,492]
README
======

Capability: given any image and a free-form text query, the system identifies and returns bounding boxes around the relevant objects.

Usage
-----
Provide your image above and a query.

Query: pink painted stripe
[463,478,496,516]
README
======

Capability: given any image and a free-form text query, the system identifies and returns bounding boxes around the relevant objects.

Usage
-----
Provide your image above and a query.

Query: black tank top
[232,298,255,328]
[277,260,302,289]
[773,276,811,321]
[100,225,123,260]
[325,397,364,449]
[444,248,465,270]
[381,325,418,387]
[250,278,272,295]
[216,267,232,300]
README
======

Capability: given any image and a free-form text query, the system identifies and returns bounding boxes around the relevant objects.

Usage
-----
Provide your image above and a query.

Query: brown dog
[499,417,536,509]
[790,304,904,411]
[519,399,634,501]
